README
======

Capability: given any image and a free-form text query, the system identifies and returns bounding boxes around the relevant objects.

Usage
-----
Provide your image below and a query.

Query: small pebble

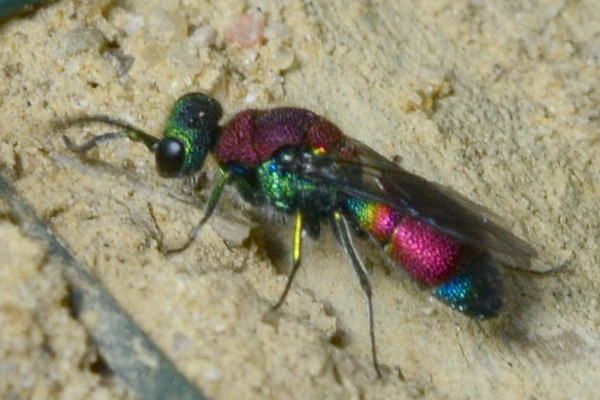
[191,25,217,47]
[225,14,265,47]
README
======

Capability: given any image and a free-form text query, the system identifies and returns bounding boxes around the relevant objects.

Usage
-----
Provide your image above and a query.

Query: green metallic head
[62,92,223,179]
[156,93,222,177]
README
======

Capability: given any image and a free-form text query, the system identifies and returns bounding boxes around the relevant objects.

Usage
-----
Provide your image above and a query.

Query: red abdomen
[346,198,461,284]
[216,108,345,166]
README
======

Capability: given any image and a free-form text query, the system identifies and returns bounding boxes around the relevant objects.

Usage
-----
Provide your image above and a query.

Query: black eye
[155,138,185,176]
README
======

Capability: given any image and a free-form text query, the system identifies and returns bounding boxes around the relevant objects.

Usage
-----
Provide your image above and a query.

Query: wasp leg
[161,170,232,255]
[233,176,266,206]
[272,211,304,310]
[331,211,383,379]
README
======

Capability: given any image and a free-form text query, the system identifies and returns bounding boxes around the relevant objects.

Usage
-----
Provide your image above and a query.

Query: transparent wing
[295,138,537,267]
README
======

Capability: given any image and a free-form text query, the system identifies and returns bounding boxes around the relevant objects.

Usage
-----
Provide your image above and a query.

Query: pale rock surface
[0,1,598,399]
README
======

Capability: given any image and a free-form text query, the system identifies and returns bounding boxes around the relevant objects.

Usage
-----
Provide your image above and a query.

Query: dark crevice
[89,353,114,378]
[332,362,343,385]
[328,328,349,349]
[13,152,24,180]
[61,284,79,319]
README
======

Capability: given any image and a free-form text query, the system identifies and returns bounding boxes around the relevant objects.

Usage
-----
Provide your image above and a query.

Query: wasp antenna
[58,115,160,152]
[63,132,127,153]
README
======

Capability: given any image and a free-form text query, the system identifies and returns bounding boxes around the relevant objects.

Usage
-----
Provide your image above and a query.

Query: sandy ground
[1,0,599,399]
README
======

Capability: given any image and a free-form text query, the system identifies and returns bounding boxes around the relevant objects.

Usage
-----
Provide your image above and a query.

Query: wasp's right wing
[292,138,536,268]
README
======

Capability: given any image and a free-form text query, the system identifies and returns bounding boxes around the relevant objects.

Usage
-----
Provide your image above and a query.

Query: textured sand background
[1,0,599,399]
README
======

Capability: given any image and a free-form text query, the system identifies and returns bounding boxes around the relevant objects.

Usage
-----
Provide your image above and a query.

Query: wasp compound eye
[156,137,185,176]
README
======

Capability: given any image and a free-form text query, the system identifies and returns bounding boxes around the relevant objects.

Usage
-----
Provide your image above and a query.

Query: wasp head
[157,93,223,177]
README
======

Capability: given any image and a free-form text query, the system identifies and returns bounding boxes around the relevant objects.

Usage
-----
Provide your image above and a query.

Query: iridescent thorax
[216,107,353,217]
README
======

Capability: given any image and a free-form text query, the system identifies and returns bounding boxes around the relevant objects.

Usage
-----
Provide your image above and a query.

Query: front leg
[160,170,232,255]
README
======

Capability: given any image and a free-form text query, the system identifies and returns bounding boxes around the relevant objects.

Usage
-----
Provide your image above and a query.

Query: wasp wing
[296,138,536,267]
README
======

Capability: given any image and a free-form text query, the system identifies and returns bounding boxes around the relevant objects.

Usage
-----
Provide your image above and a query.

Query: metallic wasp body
[64,93,537,377]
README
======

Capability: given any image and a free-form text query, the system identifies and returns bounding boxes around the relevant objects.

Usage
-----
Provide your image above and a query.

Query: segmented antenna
[58,115,159,152]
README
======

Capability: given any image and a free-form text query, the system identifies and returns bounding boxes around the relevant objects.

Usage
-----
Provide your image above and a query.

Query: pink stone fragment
[225,14,265,47]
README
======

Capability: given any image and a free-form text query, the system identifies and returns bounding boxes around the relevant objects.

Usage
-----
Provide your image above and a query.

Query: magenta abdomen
[387,217,460,284]
[346,198,461,284]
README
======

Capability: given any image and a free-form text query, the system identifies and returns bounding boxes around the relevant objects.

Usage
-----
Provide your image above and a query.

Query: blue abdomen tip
[434,254,503,318]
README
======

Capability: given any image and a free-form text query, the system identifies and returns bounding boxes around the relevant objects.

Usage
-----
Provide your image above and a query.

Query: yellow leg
[293,211,303,264]
[272,211,303,310]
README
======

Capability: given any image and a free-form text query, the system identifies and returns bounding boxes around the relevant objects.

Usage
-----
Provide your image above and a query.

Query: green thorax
[256,158,338,214]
